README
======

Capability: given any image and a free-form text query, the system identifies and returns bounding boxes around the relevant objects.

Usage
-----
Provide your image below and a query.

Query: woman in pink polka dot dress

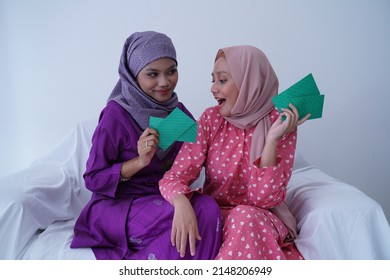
[159,45,310,260]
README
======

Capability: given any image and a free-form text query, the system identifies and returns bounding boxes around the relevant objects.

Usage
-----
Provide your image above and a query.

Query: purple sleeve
[83,104,129,198]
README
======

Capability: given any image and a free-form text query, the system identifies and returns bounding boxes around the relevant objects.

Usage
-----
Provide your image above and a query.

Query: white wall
[1,0,389,221]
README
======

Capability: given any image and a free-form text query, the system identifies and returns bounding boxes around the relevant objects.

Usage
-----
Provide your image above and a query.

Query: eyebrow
[211,71,228,76]
[144,63,177,72]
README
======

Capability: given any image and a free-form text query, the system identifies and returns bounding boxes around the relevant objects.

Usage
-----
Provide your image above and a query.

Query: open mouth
[216,98,226,105]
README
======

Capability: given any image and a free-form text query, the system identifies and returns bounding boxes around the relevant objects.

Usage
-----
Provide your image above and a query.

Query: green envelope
[149,107,198,151]
[272,73,324,120]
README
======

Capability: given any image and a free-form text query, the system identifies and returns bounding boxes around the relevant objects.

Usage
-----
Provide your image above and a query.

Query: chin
[160,96,173,103]
[218,108,230,117]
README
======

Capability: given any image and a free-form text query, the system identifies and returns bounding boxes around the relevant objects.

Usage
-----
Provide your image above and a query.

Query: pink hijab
[217,45,279,163]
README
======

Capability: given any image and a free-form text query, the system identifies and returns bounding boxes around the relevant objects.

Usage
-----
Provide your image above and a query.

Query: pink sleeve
[247,117,297,209]
[159,113,209,204]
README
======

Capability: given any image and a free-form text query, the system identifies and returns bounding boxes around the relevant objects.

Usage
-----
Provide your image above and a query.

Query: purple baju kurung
[70,101,221,259]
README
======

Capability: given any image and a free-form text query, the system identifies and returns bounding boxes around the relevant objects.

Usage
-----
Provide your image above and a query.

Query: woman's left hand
[267,103,310,141]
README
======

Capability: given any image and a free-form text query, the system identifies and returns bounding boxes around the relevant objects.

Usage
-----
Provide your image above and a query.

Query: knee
[226,205,262,231]
[228,205,255,220]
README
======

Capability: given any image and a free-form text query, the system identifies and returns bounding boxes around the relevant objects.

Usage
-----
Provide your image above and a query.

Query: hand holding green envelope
[149,107,198,151]
[150,74,323,151]
[272,73,324,120]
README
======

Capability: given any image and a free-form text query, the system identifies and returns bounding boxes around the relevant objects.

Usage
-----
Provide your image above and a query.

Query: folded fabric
[272,73,324,120]
[150,107,198,150]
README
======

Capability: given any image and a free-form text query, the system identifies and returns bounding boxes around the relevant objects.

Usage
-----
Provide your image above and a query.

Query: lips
[215,98,226,106]
[157,89,171,95]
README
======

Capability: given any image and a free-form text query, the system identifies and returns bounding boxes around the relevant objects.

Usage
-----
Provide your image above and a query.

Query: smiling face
[136,58,178,103]
[211,56,239,117]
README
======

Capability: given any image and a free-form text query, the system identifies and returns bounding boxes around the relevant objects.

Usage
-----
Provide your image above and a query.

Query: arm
[247,131,296,208]
[260,103,309,168]
[121,102,194,180]
[83,119,123,197]
[171,194,201,257]
[159,111,210,257]
[253,105,310,239]
[159,113,209,203]
[247,105,310,208]
[159,141,205,257]
[84,104,160,197]
[119,127,159,179]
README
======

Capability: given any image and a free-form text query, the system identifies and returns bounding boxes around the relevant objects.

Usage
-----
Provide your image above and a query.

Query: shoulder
[96,101,136,136]
[100,100,128,119]
[98,101,133,125]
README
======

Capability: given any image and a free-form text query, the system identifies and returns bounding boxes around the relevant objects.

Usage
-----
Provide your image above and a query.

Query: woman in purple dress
[70,31,221,260]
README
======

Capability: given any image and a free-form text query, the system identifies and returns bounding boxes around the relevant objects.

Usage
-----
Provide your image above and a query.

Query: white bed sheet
[1,119,389,260]
[288,166,390,259]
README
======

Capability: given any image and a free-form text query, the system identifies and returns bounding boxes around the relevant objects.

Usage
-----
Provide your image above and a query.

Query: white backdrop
[1,0,389,221]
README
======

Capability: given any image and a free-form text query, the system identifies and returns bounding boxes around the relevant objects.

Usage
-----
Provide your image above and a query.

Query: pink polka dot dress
[160,106,304,260]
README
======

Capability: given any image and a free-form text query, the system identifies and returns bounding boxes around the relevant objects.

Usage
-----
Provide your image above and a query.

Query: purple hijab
[108,31,179,129]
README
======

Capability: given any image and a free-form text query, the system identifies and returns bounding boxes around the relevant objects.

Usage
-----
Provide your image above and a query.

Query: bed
[1,119,389,260]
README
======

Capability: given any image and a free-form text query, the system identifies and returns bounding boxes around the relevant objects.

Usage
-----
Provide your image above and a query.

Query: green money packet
[272,73,324,120]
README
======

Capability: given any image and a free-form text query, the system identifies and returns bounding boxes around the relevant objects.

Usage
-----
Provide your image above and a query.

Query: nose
[211,82,218,94]
[158,75,170,88]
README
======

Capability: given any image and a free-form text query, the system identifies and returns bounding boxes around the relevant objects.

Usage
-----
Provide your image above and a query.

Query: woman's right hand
[137,127,159,167]
[267,103,310,142]
[119,128,159,180]
[171,194,201,258]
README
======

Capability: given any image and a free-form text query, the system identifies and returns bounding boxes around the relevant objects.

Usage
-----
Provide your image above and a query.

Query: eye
[146,72,158,78]
[167,68,178,76]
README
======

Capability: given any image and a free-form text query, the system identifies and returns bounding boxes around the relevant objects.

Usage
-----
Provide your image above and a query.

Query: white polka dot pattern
[160,106,303,259]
